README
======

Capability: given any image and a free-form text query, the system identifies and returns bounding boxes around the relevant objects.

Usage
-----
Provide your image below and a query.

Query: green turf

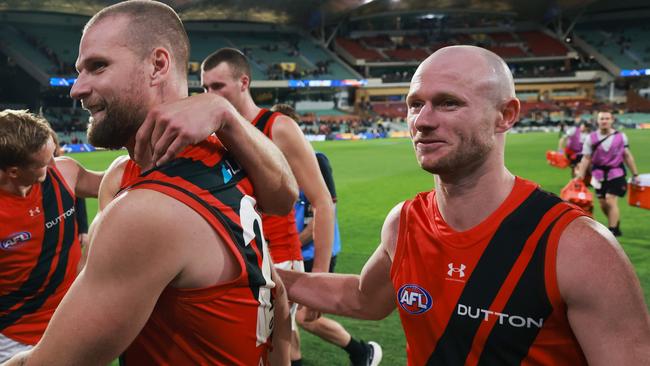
[72,130,650,366]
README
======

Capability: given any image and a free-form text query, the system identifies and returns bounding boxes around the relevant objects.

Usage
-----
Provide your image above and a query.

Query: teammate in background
[51,132,90,271]
[0,110,103,362]
[3,1,297,365]
[272,103,382,366]
[278,46,650,365]
[576,111,640,236]
[558,118,592,174]
[142,47,335,366]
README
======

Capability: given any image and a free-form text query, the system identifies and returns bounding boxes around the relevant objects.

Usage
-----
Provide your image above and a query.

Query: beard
[87,94,147,150]
[420,130,494,176]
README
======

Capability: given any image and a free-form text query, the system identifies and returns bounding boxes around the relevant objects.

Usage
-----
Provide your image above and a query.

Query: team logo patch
[397,284,432,314]
[1,231,32,250]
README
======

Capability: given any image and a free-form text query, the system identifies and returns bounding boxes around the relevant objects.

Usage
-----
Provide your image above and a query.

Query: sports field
[74,130,650,366]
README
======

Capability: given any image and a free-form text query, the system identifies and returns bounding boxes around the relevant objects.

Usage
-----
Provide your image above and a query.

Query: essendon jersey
[391,177,588,366]
[118,137,275,366]
[252,109,303,263]
[0,166,80,345]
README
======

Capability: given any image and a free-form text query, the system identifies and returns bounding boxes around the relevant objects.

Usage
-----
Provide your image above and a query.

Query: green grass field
[74,130,650,366]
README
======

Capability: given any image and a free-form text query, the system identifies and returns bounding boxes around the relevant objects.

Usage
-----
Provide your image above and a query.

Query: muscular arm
[279,203,402,320]
[558,135,567,151]
[4,190,191,366]
[272,118,334,273]
[54,156,104,198]
[134,93,297,216]
[557,217,650,365]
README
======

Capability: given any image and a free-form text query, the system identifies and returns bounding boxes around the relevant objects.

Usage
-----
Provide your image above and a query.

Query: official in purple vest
[577,111,640,236]
[558,119,592,170]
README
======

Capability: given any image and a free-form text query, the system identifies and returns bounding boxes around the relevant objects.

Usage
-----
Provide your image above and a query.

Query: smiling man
[277,45,650,365]
[2,1,298,365]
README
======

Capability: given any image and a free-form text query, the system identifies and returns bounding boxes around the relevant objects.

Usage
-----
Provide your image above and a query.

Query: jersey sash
[119,138,274,365]
[0,166,80,344]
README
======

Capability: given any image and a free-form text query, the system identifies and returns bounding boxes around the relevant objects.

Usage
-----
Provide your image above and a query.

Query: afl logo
[1,231,32,250]
[397,284,432,314]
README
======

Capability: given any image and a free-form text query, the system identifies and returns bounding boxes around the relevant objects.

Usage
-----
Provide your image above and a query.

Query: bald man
[278,46,650,365]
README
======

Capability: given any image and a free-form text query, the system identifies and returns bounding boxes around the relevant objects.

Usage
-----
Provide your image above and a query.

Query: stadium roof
[0,0,646,27]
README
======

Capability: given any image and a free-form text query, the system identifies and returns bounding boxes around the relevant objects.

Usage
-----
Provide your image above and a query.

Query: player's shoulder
[381,201,406,258]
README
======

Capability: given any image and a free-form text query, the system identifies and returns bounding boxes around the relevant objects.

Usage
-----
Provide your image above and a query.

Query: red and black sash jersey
[252,109,303,263]
[391,177,588,366]
[0,165,80,345]
[119,137,274,365]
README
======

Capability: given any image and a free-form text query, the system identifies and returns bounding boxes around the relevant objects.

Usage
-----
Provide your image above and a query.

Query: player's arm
[623,147,639,179]
[271,117,334,273]
[557,217,650,365]
[133,93,298,216]
[268,265,291,366]
[54,156,104,198]
[3,190,190,366]
[575,154,591,180]
[279,203,402,320]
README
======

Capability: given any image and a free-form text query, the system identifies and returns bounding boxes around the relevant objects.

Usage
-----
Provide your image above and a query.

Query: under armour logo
[447,263,466,278]
[29,207,41,217]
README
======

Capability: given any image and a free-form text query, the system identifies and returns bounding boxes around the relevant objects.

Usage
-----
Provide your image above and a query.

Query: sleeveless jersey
[0,166,81,345]
[119,137,275,365]
[251,108,303,263]
[391,177,588,366]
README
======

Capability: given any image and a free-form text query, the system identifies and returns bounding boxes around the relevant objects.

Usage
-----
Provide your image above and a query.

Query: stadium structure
[1,0,650,148]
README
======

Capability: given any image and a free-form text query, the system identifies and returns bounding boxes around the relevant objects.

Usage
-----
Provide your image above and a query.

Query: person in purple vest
[558,118,592,171]
[576,111,640,236]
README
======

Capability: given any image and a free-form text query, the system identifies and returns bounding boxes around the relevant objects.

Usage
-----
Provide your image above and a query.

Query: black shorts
[595,176,627,199]
[303,255,337,273]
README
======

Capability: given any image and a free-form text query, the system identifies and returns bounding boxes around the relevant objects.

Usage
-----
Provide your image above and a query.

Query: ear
[150,47,172,86]
[240,74,250,92]
[495,98,520,133]
[5,166,20,179]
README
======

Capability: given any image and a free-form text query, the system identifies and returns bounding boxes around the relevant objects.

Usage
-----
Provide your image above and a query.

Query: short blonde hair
[0,109,54,169]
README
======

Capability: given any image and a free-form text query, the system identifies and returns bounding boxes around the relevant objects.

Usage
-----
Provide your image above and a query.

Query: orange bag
[546,150,569,169]
[560,178,593,215]
[628,174,650,210]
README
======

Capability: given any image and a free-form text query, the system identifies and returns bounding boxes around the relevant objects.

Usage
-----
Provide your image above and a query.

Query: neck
[599,127,612,134]
[0,178,33,197]
[239,95,262,122]
[434,154,515,232]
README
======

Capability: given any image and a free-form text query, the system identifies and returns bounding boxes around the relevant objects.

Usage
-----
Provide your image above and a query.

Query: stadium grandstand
[1,0,650,144]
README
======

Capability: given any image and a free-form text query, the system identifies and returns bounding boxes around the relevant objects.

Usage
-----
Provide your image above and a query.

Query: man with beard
[0,110,102,362]
[2,1,297,365]
[278,46,650,365]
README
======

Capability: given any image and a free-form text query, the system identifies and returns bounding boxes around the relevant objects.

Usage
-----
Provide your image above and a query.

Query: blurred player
[0,110,102,362]
[2,1,297,365]
[279,46,650,365]
[558,118,591,173]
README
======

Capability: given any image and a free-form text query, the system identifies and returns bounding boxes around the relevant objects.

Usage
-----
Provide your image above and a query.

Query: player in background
[272,103,382,366]
[0,110,103,362]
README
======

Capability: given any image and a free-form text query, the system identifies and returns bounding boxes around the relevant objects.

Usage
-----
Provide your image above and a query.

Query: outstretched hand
[134,93,234,168]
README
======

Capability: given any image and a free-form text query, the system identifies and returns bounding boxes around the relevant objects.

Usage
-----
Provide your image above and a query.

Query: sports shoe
[352,340,382,366]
